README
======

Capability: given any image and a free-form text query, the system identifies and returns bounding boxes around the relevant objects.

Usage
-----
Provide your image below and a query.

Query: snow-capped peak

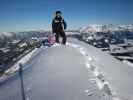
[79,24,133,33]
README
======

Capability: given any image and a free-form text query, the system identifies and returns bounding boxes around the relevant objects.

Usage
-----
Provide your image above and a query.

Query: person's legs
[60,31,67,45]
[55,33,60,43]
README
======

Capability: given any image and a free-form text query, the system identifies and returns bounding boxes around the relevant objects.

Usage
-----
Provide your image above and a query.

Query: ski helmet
[56,10,62,15]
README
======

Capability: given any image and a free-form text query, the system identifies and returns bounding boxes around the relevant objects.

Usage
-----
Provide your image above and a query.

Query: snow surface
[0,37,133,100]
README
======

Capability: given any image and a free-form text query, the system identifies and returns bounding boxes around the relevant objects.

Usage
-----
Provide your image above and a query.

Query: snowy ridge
[0,46,47,83]
[67,42,121,100]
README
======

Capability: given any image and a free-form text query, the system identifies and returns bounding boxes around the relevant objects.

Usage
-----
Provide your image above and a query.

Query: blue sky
[0,0,133,32]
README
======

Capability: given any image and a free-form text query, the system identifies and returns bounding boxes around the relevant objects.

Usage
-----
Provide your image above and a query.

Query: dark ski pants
[55,31,67,45]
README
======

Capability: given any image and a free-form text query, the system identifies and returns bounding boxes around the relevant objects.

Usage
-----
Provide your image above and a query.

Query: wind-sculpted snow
[0,37,133,100]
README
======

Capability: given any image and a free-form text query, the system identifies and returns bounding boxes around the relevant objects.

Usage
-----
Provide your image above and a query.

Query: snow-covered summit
[0,36,133,100]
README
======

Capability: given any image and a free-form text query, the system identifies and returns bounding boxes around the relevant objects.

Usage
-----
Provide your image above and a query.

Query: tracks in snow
[67,42,121,100]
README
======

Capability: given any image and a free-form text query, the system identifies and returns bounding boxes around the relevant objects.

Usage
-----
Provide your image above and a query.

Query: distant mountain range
[79,24,133,33]
[1,24,133,38]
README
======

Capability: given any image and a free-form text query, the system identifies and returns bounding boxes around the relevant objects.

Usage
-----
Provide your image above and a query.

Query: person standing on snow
[52,10,67,45]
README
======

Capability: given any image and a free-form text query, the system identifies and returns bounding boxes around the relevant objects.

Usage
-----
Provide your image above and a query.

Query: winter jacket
[52,16,67,33]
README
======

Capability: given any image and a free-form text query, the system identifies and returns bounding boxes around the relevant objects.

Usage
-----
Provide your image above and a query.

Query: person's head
[55,10,62,18]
